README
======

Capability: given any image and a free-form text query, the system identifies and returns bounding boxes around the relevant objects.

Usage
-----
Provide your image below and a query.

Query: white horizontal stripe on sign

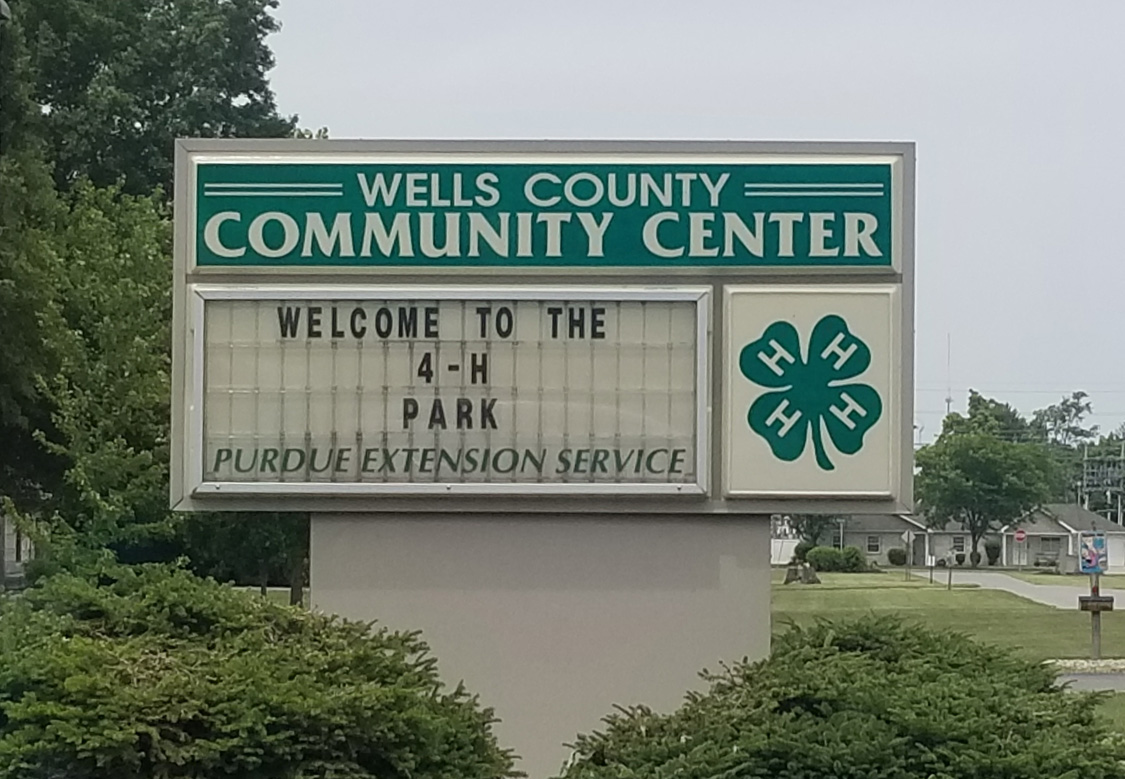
[743,183,884,189]
[742,191,884,197]
[204,183,343,189]
[202,191,344,197]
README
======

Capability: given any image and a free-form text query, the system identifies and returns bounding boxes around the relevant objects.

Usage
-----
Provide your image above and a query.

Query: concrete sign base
[310,514,771,778]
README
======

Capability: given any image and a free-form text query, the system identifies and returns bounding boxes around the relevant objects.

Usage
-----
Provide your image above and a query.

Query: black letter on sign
[496,306,514,338]
[307,306,323,338]
[403,398,419,428]
[476,306,491,337]
[428,399,447,429]
[547,306,563,338]
[277,307,301,338]
[457,398,473,429]
[424,306,439,338]
[470,352,488,385]
[350,307,367,338]
[480,398,498,429]
[591,307,606,339]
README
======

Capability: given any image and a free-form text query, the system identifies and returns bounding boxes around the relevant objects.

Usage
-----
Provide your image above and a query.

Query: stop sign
[1015,529,1027,542]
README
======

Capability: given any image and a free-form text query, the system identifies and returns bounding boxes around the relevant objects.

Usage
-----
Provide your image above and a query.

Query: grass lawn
[772,572,1125,661]
[1098,694,1125,731]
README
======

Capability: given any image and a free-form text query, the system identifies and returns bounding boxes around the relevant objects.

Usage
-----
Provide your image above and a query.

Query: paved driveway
[914,570,1125,610]
[1058,674,1125,691]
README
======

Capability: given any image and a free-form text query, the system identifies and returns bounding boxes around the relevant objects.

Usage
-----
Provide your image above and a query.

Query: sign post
[171,140,915,776]
[1079,531,1111,659]
[1014,528,1027,570]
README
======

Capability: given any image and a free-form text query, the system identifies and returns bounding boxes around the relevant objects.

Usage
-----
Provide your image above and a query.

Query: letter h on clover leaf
[738,315,882,471]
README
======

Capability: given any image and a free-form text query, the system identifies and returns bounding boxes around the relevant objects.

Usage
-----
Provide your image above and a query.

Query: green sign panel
[194,162,894,268]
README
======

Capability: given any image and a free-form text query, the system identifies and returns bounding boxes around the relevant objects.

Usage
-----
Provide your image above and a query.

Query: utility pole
[944,334,952,416]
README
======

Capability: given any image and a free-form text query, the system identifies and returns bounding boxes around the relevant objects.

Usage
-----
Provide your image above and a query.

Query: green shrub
[0,565,515,779]
[558,616,1125,779]
[955,552,966,565]
[805,546,843,571]
[985,540,1002,566]
[970,550,983,567]
[805,546,867,573]
[840,545,869,572]
[793,540,815,562]
[886,547,908,566]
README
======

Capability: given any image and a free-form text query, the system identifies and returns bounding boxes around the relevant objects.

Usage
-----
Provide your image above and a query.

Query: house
[925,526,1002,565]
[1001,503,1125,573]
[0,514,33,589]
[838,514,928,566]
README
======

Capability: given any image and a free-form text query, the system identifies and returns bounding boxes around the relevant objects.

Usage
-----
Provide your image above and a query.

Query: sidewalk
[913,570,1125,610]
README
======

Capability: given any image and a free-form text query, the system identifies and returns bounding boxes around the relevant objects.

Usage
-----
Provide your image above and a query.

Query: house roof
[842,514,926,534]
[1001,503,1125,535]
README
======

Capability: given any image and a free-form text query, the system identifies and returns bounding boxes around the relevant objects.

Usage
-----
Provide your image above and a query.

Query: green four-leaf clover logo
[739,315,882,471]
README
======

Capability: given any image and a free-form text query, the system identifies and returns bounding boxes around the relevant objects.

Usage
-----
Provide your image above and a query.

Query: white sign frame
[183,284,711,499]
[721,284,905,500]
[170,139,915,515]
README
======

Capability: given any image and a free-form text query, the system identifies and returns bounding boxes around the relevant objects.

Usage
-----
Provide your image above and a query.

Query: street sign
[171,140,915,514]
[1080,532,1108,574]
[1079,595,1114,612]
[1014,529,1027,542]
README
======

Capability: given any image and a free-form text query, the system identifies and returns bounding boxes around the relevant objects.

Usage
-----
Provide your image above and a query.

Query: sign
[191,160,897,269]
[1079,595,1114,612]
[1014,529,1027,542]
[171,140,915,514]
[723,285,901,498]
[191,286,708,495]
[1080,532,1108,574]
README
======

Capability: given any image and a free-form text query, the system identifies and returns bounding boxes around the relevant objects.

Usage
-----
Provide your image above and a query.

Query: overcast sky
[267,1,1125,444]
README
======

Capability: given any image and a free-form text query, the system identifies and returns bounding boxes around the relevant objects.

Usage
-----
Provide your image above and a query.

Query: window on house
[831,525,844,549]
[867,536,881,554]
[952,536,966,553]
[1041,537,1061,556]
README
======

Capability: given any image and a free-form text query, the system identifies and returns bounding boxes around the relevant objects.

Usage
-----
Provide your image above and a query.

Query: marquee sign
[191,286,708,495]
[171,140,914,514]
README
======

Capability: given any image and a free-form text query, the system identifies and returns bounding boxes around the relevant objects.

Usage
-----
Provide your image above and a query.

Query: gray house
[838,514,928,566]
[1001,503,1125,573]
[924,527,1001,565]
[0,515,33,589]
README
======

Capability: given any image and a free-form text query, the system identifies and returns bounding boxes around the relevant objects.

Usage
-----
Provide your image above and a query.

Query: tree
[916,432,1052,565]
[0,564,516,778]
[943,389,1037,442]
[181,513,309,604]
[788,514,840,546]
[1030,391,1099,502]
[560,616,1125,779]
[35,181,173,548]
[0,12,71,511]
[17,0,296,194]
[1032,391,1098,447]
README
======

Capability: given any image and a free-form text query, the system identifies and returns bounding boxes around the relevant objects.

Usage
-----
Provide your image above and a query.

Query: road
[915,570,1125,610]
[1058,674,1125,691]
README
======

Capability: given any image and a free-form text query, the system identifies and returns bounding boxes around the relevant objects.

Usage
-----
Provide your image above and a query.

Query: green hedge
[558,616,1124,778]
[806,545,868,572]
[0,565,515,779]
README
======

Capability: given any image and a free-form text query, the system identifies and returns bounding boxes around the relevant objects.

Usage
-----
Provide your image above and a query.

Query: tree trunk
[288,548,304,606]
[258,559,269,597]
